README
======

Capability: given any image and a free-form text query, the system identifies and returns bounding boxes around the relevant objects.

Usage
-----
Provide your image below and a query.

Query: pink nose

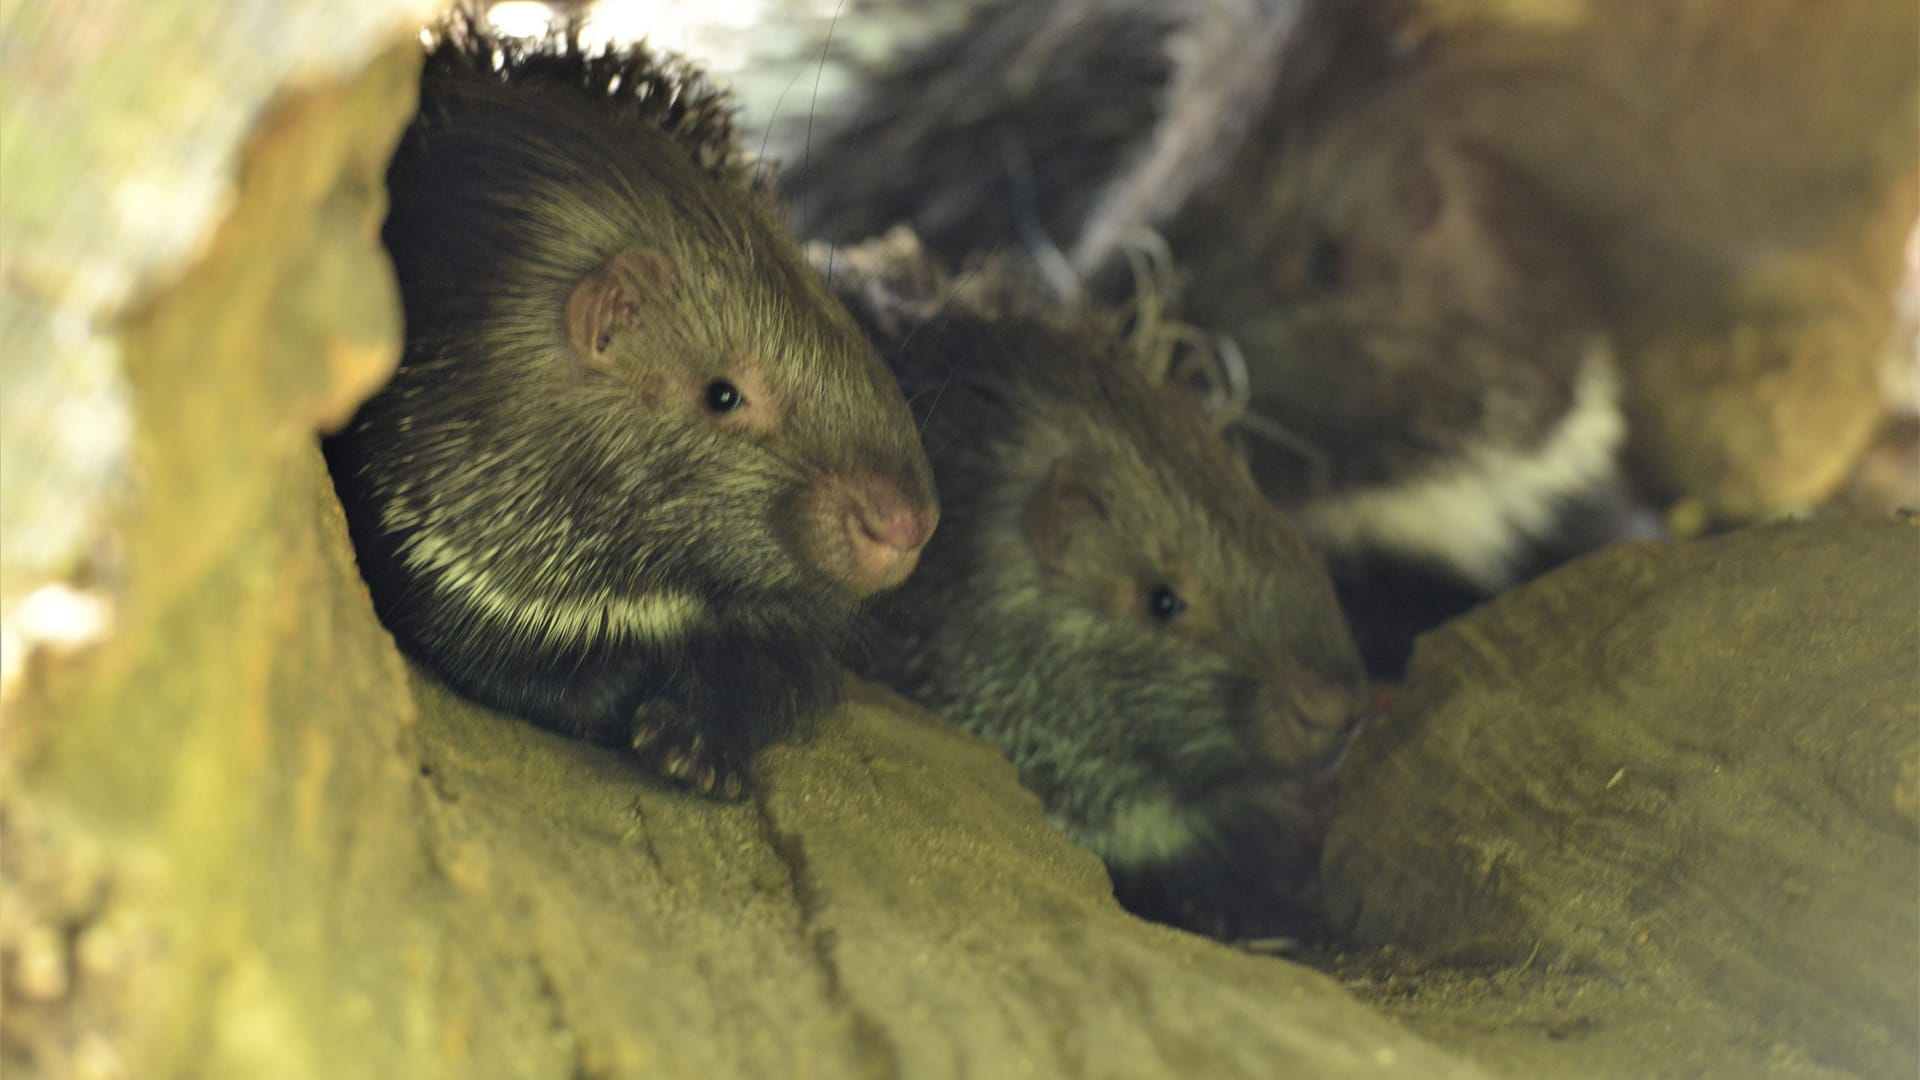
[840,478,938,595]
[1256,675,1367,766]
[857,499,935,553]
[1286,679,1361,738]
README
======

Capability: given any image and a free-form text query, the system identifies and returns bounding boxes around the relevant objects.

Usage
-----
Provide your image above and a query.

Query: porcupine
[825,229,1368,939]
[323,15,937,799]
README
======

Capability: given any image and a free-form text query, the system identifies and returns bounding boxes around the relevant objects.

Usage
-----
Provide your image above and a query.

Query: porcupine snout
[808,469,939,596]
[1251,672,1368,770]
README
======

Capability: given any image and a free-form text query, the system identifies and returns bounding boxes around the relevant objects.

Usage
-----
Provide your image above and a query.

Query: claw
[626,704,742,799]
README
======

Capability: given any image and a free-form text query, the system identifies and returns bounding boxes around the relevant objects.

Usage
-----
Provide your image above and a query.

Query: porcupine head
[324,17,937,798]
[823,229,1368,938]
[1157,32,1624,597]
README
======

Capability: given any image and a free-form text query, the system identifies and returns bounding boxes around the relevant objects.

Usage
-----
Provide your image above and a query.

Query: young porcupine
[322,16,937,799]
[822,229,1369,939]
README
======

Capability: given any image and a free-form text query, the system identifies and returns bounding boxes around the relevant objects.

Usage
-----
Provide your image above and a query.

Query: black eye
[1147,584,1186,621]
[1305,235,1345,290]
[704,379,743,413]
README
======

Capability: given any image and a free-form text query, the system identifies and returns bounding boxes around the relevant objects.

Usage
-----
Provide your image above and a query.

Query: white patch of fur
[1072,0,1309,276]
[397,531,707,646]
[1077,798,1204,867]
[1299,340,1626,592]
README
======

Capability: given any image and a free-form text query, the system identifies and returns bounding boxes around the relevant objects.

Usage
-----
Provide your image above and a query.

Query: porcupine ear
[565,248,675,370]
[1025,458,1109,568]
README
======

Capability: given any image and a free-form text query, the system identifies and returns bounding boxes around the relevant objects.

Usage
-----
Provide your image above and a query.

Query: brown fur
[1335,0,1919,520]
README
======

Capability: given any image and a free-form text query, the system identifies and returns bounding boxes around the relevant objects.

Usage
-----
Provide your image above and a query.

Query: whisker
[800,0,851,232]
[753,39,812,189]
[904,243,1001,429]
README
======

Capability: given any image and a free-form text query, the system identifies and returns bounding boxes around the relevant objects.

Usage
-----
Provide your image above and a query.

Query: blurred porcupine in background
[774,0,1915,668]
[1158,18,1650,671]
[824,229,1368,939]
[323,13,937,799]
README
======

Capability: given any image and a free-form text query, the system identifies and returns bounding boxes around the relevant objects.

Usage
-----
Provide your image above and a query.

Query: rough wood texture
[0,0,440,643]
[1324,516,1920,1079]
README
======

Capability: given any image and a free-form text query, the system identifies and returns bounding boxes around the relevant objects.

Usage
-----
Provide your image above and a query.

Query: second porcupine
[823,230,1369,939]
[322,18,937,799]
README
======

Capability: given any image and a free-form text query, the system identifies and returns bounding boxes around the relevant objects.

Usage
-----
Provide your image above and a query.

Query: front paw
[627,699,750,801]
